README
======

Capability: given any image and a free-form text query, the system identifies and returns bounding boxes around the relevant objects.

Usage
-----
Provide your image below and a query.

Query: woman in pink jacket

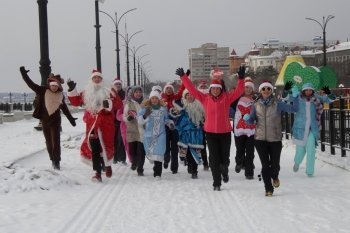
[175,67,245,191]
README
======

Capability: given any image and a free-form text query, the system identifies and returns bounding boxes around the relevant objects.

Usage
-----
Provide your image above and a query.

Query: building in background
[229,49,245,75]
[189,43,230,84]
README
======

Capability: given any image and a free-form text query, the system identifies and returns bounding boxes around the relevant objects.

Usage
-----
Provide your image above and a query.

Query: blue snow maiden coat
[171,99,204,151]
[291,83,333,146]
[138,103,170,162]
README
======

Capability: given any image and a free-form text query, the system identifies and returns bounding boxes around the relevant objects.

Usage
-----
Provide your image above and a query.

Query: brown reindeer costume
[20,67,76,170]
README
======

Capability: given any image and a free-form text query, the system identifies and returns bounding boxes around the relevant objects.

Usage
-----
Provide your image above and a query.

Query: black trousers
[42,121,61,163]
[206,132,232,187]
[201,131,209,167]
[254,140,282,192]
[90,137,104,174]
[234,135,255,176]
[164,127,179,172]
[129,141,145,173]
[186,149,198,175]
[113,120,126,162]
[153,161,163,177]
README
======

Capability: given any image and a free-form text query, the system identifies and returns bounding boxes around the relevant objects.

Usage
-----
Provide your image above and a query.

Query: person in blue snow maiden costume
[138,89,174,178]
[284,82,335,177]
[170,89,205,179]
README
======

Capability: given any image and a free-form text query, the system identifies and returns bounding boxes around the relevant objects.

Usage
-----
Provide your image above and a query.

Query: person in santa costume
[66,70,122,182]
[19,66,77,170]
[111,78,127,165]
[175,66,245,191]
[232,77,256,180]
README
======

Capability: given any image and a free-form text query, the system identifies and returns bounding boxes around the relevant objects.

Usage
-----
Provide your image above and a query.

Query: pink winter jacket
[181,75,244,133]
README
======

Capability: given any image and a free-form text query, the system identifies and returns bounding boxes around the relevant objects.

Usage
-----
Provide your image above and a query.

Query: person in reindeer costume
[19,66,77,170]
[66,69,122,182]
[170,89,205,179]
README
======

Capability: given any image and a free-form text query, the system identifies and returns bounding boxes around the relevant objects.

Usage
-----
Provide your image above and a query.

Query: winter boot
[92,172,102,182]
[235,164,242,173]
[191,173,198,179]
[105,166,112,178]
[272,178,280,188]
[52,161,60,170]
[293,163,299,172]
[203,164,209,171]
[213,186,221,191]
[265,191,273,197]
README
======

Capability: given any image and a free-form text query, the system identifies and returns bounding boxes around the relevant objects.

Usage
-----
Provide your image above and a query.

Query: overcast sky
[1,0,349,92]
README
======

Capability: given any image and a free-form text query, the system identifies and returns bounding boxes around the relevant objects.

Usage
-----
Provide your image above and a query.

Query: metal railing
[282,96,350,157]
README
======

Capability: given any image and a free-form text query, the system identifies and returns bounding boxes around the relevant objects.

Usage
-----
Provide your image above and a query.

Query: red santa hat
[47,73,64,91]
[90,69,103,79]
[163,82,174,93]
[113,78,122,85]
[209,79,223,89]
[258,81,274,92]
[210,68,224,79]
[244,77,255,90]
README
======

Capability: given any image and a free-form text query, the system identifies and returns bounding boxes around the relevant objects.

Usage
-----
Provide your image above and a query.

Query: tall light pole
[137,54,149,85]
[36,0,52,130]
[94,0,105,71]
[99,8,137,79]
[120,30,142,86]
[130,44,147,85]
[306,15,335,66]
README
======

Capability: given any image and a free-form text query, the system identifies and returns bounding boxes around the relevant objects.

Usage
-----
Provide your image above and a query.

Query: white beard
[83,80,110,114]
[183,99,205,127]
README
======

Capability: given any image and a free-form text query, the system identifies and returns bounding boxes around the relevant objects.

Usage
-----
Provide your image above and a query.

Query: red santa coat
[181,75,244,133]
[67,88,122,165]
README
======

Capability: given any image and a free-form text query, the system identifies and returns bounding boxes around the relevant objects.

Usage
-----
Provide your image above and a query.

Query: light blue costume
[138,105,170,162]
[290,83,333,176]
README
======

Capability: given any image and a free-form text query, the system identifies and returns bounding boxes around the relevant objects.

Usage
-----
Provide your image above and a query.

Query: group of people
[19,65,335,196]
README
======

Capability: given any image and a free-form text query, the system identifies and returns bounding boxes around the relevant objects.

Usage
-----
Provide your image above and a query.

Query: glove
[175,68,185,77]
[186,69,191,76]
[291,86,299,98]
[103,100,109,108]
[284,81,293,91]
[168,123,175,130]
[237,65,246,79]
[69,117,78,127]
[127,115,134,121]
[243,114,250,122]
[322,86,331,95]
[19,66,30,76]
[143,107,152,119]
[67,78,77,92]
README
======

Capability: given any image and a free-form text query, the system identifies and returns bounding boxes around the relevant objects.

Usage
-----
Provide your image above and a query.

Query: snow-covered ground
[1,112,350,233]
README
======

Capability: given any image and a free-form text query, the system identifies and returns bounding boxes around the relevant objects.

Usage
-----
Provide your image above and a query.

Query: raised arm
[176,68,205,103]
[19,66,42,94]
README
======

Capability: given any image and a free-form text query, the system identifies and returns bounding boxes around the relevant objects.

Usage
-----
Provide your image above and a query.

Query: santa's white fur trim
[209,83,222,89]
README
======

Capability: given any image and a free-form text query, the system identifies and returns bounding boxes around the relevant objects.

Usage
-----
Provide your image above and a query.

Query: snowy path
[1,117,350,233]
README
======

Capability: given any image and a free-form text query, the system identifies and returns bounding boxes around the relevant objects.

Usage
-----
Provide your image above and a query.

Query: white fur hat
[149,90,161,99]
[244,77,255,89]
[152,85,162,93]
[258,81,274,92]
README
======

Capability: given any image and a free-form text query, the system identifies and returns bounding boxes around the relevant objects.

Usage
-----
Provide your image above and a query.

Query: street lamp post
[120,30,142,86]
[36,0,52,130]
[94,0,104,71]
[99,8,137,79]
[37,0,51,86]
[130,44,147,85]
[137,54,149,85]
[306,15,335,66]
